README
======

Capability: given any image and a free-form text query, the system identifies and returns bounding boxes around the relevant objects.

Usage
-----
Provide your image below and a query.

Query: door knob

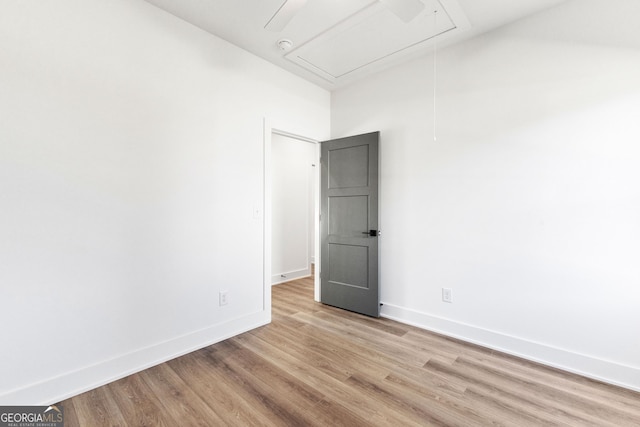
[362,230,378,237]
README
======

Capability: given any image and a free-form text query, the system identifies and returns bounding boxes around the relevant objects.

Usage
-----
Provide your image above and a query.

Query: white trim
[313,142,321,302]
[263,119,273,314]
[0,310,270,405]
[272,128,318,144]
[380,302,640,393]
[272,268,312,285]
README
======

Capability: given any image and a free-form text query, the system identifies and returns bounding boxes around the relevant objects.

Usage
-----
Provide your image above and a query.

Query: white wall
[271,134,316,284]
[331,0,640,391]
[0,0,329,404]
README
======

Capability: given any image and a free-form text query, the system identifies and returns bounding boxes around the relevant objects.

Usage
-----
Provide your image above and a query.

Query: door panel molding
[320,131,379,317]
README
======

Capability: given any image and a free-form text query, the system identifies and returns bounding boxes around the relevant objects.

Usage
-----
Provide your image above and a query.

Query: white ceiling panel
[287,0,461,82]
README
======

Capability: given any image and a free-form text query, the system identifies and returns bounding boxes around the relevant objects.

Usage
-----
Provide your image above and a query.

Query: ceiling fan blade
[380,0,426,23]
[264,0,308,32]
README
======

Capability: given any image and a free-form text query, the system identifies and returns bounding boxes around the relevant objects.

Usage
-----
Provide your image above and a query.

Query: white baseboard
[380,303,640,393]
[272,268,311,285]
[0,310,270,405]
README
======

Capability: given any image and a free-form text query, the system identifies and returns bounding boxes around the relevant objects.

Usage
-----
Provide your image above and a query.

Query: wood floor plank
[462,386,569,427]
[105,374,177,427]
[311,398,374,427]
[345,374,447,426]
[455,356,640,425]
[292,311,430,368]
[458,348,640,416]
[200,343,316,426]
[280,323,399,380]
[424,358,611,427]
[68,384,128,427]
[166,351,276,426]
[59,278,640,426]
[246,321,356,381]
[233,328,410,425]
[59,397,81,427]
[138,363,227,426]
[316,303,411,337]
[382,373,494,427]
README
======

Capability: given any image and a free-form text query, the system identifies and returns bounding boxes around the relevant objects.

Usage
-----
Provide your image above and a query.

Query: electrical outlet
[442,288,453,303]
[219,291,229,306]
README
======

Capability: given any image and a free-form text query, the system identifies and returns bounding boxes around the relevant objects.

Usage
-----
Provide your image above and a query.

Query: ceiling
[144,0,567,90]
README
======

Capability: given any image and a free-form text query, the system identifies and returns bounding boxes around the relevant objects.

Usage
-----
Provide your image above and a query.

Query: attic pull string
[433,9,438,142]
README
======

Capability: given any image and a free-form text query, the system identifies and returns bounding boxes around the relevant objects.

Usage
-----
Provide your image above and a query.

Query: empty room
[1,0,639,425]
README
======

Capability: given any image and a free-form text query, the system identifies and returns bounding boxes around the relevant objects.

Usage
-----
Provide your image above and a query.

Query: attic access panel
[285,0,469,84]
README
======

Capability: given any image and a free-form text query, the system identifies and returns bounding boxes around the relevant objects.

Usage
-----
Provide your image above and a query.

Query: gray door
[320,132,379,317]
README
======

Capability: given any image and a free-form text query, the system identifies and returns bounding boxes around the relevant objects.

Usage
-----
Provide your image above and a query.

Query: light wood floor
[61,276,640,426]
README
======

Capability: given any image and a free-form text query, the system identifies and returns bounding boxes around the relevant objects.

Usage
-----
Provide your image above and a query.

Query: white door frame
[263,119,321,305]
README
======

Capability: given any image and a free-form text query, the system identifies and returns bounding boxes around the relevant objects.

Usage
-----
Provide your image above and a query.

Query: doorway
[264,125,320,303]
